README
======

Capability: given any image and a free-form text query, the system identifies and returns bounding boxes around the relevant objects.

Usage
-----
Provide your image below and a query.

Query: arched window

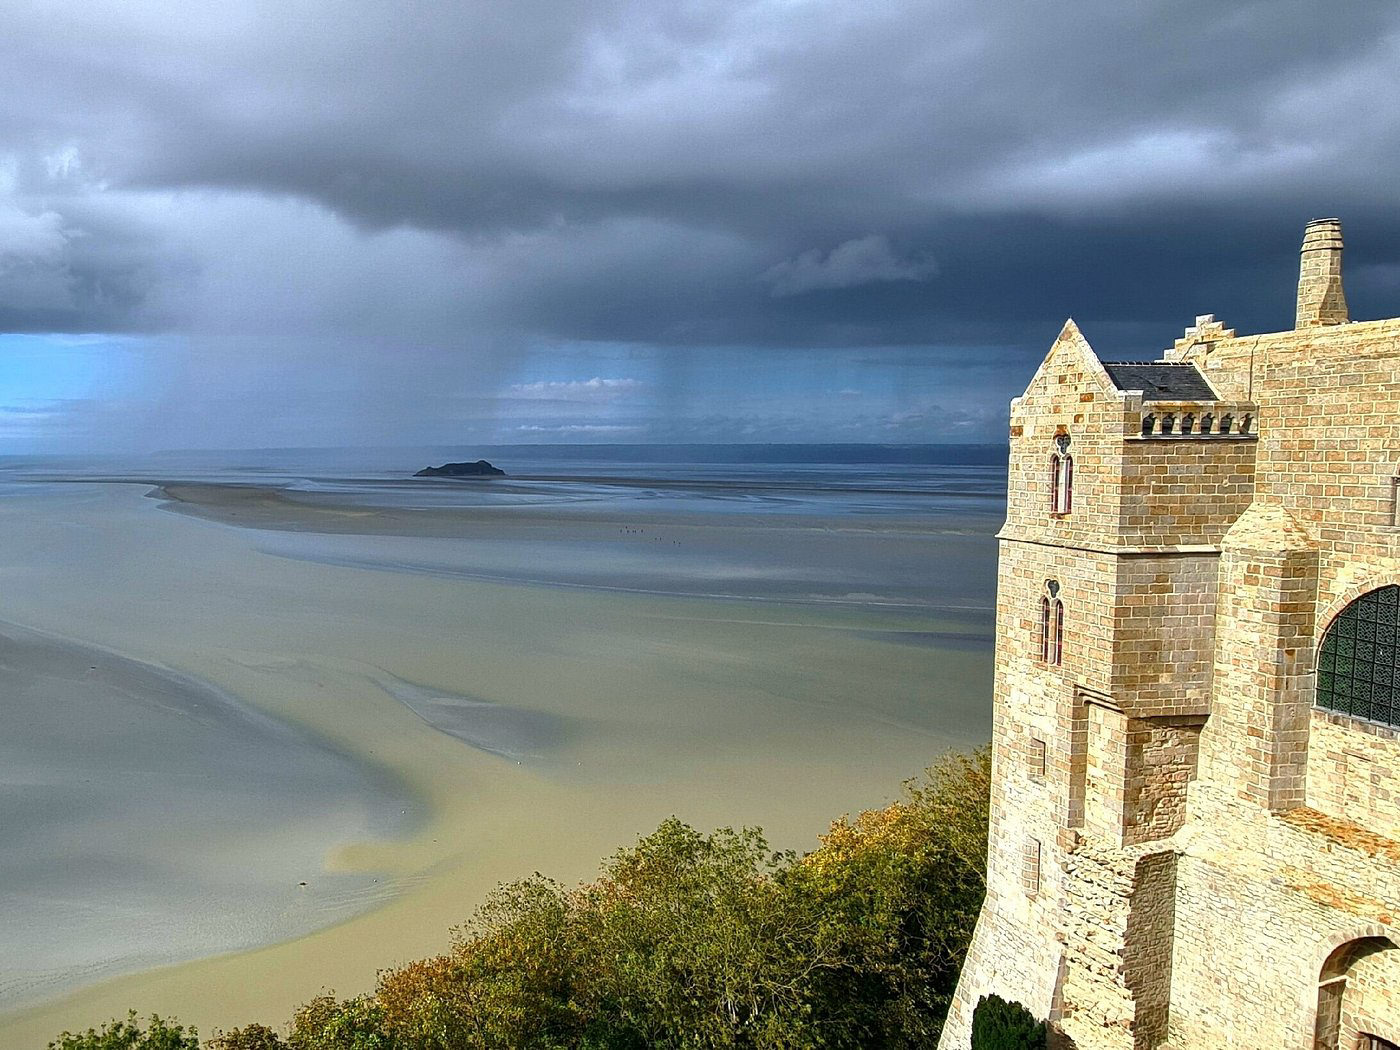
[1141,414,1155,436]
[1317,586,1400,728]
[1219,413,1233,434]
[1200,412,1214,434]
[1050,434,1072,514]
[1038,581,1063,666]
[1240,413,1253,434]
[1161,412,1175,434]
[1052,599,1064,666]
[1314,936,1400,1050]
[1181,412,1195,434]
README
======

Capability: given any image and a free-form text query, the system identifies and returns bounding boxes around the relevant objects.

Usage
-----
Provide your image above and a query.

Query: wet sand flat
[0,623,415,1013]
[0,476,995,1047]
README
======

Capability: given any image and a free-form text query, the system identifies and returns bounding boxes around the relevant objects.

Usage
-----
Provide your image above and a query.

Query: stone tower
[939,222,1400,1049]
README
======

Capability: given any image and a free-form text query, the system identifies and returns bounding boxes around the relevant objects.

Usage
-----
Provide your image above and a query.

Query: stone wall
[1168,785,1400,1047]
[1122,718,1200,846]
[1122,851,1176,1049]
[1109,554,1219,716]
[1251,330,1400,551]
[1117,434,1256,548]
[1056,837,1138,1047]
[1308,710,1400,842]
[1054,838,1179,1050]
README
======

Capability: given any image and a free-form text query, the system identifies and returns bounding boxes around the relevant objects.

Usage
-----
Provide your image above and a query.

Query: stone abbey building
[939,220,1400,1049]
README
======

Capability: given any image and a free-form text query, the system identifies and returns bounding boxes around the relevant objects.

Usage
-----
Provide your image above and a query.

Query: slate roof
[1100,362,1217,401]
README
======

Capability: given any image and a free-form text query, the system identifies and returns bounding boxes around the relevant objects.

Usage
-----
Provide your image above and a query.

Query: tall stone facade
[940,220,1400,1049]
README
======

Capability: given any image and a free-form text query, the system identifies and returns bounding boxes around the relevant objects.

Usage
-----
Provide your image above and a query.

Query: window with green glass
[1317,585,1400,728]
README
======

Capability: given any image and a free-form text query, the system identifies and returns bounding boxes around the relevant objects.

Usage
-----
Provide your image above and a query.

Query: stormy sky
[1,1,1399,452]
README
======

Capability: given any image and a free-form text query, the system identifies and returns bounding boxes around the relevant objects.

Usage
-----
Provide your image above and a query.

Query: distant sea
[0,440,1009,476]
[2,443,1010,615]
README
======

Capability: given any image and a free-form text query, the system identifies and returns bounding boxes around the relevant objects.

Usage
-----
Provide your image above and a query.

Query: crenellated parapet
[1130,400,1256,439]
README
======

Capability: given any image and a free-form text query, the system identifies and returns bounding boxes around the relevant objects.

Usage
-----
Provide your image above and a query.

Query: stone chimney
[1295,217,1349,328]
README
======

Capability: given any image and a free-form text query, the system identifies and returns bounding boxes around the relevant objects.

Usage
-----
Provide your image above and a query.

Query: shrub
[47,1012,200,1050]
[377,878,578,1048]
[288,994,394,1050]
[208,1023,286,1049]
[969,994,1046,1049]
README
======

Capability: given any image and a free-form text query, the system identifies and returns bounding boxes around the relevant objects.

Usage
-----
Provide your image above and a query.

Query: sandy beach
[0,467,996,1047]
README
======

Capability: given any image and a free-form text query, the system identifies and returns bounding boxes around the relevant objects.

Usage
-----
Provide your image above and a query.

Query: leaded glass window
[1317,585,1400,727]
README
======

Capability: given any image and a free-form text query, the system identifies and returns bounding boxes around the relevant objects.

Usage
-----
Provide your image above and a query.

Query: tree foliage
[49,747,991,1050]
[375,746,990,1049]
[47,1012,200,1050]
[969,994,1046,1050]
[207,1024,286,1050]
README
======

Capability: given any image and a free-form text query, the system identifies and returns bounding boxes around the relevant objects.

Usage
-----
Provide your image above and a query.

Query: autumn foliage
[57,748,991,1050]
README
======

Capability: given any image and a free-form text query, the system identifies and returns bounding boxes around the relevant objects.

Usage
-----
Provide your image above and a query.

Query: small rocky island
[414,460,506,478]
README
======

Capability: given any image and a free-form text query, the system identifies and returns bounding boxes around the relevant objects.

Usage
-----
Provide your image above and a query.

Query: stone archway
[1314,932,1400,1049]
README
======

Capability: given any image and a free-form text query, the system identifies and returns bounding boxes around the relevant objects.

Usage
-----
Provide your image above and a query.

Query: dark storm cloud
[1,0,1399,447]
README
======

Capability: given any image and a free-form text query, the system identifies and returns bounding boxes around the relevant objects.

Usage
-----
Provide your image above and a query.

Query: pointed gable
[1016,318,1118,406]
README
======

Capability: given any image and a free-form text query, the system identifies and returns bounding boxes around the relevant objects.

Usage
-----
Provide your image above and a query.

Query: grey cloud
[760,236,936,297]
[0,1,1398,448]
[0,203,75,312]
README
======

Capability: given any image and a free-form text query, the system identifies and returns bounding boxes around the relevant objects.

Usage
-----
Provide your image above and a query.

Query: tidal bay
[0,449,1001,1045]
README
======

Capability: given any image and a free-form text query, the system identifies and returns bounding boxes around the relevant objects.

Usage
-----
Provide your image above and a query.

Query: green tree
[47,1012,200,1050]
[374,748,990,1049]
[969,994,1046,1050]
[565,819,825,1048]
[208,1023,287,1049]
[288,994,394,1050]
[783,746,991,1046]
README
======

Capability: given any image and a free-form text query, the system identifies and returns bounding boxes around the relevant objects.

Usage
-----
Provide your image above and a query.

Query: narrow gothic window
[1161,412,1175,434]
[1141,414,1155,436]
[1050,435,1073,514]
[1240,414,1252,433]
[1052,599,1064,666]
[1038,582,1062,665]
[1200,412,1214,434]
[1219,413,1233,434]
[1317,586,1400,728]
[1181,412,1195,434]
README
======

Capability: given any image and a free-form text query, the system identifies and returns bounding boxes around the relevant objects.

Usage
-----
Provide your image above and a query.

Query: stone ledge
[996,532,1224,557]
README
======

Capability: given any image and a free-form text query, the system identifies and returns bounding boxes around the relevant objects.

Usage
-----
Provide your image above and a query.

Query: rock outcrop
[414,460,506,477]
